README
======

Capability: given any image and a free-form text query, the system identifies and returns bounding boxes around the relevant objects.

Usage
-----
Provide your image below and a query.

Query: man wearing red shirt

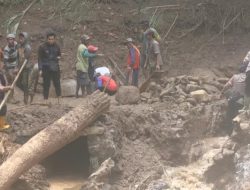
[126,38,140,87]
[96,74,118,96]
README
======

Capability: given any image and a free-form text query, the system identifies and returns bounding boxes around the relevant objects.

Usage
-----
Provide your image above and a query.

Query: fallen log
[0,91,110,190]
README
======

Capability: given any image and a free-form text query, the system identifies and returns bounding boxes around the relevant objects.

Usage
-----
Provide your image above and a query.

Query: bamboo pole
[0,59,27,111]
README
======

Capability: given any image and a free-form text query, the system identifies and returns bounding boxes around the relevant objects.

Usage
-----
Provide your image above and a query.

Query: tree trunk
[0,91,110,190]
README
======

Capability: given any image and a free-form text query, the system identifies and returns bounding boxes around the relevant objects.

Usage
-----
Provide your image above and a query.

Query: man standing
[125,38,140,87]
[38,32,61,104]
[144,29,163,77]
[17,32,32,104]
[140,21,161,69]
[221,64,246,133]
[76,35,102,98]
[3,33,18,103]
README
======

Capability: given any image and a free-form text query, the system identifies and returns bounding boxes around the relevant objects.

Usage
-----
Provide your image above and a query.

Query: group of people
[125,27,163,87]
[0,23,164,131]
[0,32,39,130]
[75,24,164,97]
[221,52,250,133]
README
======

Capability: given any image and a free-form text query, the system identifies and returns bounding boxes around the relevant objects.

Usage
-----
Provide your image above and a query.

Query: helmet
[81,34,90,43]
[6,33,15,39]
[88,45,98,53]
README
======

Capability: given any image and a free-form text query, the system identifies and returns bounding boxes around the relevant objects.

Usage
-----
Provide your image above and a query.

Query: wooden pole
[0,91,110,190]
[0,59,27,111]
[107,57,127,82]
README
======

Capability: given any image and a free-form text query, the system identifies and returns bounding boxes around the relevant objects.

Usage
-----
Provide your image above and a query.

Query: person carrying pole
[3,34,19,103]
[0,62,13,131]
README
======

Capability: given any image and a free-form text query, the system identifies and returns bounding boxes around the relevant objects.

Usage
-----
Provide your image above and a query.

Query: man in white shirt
[94,66,111,76]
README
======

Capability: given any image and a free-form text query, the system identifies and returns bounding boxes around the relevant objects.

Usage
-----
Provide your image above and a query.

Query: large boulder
[115,86,140,105]
[50,79,78,97]
[190,90,210,103]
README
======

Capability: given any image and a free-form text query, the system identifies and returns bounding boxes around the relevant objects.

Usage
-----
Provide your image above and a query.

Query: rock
[217,77,229,84]
[186,98,197,106]
[222,149,234,157]
[89,158,115,183]
[81,126,105,136]
[50,79,78,97]
[159,85,175,98]
[203,84,219,94]
[240,122,250,130]
[152,98,160,103]
[115,86,140,105]
[190,90,210,102]
[187,76,200,83]
[141,92,151,100]
[186,84,201,93]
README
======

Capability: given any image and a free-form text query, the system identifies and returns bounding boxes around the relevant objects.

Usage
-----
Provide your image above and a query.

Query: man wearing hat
[3,33,18,103]
[75,35,103,98]
[144,29,163,77]
[125,38,140,87]
[139,21,161,69]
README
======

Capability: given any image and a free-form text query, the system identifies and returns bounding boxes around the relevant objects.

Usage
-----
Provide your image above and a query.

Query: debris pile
[141,75,228,107]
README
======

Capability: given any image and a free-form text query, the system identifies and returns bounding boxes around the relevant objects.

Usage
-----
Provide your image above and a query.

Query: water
[228,145,250,189]
[48,175,85,190]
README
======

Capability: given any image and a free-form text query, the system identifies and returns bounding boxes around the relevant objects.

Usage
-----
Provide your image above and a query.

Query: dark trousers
[132,69,139,87]
[88,59,95,81]
[225,97,243,134]
[42,67,61,99]
[126,69,139,87]
[17,68,32,100]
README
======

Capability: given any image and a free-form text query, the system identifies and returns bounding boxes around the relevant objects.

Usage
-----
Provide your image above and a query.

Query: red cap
[88,45,98,53]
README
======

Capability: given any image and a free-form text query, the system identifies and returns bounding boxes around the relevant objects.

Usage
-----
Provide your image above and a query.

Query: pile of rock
[141,75,228,106]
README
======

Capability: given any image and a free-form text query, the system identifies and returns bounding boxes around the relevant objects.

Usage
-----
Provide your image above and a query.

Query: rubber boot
[0,116,10,131]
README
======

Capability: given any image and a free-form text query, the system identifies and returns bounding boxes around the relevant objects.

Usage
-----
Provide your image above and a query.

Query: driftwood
[0,91,110,190]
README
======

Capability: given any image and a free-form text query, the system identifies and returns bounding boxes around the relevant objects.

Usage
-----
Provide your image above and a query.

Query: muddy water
[48,175,85,190]
[229,145,250,189]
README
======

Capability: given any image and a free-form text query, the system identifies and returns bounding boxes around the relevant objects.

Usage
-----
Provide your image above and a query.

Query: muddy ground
[1,0,250,190]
